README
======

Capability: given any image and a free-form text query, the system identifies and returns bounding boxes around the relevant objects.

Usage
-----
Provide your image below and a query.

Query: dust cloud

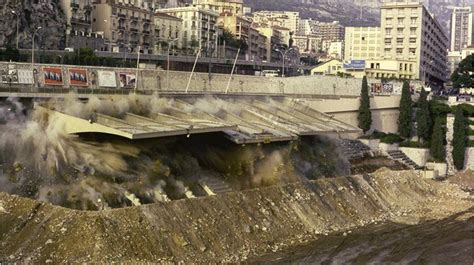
[0,95,350,210]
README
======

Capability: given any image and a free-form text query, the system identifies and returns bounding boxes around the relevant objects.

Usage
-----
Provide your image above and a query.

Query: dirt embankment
[0,169,472,263]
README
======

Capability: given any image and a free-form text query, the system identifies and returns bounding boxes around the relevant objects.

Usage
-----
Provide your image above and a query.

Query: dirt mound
[0,170,472,263]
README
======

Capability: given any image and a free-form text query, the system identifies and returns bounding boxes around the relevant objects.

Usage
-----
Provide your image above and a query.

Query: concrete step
[201,177,233,194]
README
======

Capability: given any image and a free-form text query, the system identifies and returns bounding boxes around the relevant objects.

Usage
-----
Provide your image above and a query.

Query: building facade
[252,11,300,33]
[380,1,448,87]
[293,34,322,54]
[160,6,219,51]
[192,0,244,16]
[450,6,473,52]
[154,12,182,51]
[92,0,155,54]
[316,21,345,43]
[344,27,382,60]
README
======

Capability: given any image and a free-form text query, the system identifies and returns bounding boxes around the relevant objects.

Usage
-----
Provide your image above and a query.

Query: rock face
[0,169,472,263]
[0,0,66,49]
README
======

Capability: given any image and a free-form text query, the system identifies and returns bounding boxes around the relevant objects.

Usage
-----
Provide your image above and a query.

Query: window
[396,48,403,54]
[411,18,417,25]
[397,28,403,34]
[386,28,392,35]
[398,18,404,25]
[410,28,416,35]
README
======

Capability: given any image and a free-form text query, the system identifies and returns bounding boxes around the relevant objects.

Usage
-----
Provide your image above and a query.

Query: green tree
[452,107,467,170]
[357,76,372,133]
[451,54,474,92]
[430,117,445,162]
[416,87,431,141]
[398,80,413,138]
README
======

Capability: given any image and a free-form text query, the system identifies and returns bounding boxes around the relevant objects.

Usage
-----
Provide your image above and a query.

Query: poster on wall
[17,69,34,84]
[0,65,19,83]
[69,68,88,87]
[43,67,63,86]
[371,83,394,95]
[118,72,136,89]
[97,70,117,88]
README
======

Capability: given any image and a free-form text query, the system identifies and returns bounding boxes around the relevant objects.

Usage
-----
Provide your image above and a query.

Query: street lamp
[31,26,42,69]
[11,11,19,49]
[167,37,180,90]
[275,47,294,77]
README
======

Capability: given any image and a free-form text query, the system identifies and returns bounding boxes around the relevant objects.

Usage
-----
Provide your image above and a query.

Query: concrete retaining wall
[465,148,474,170]
[0,62,421,97]
[399,147,430,167]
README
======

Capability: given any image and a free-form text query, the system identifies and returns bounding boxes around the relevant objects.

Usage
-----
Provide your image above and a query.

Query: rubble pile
[0,169,472,263]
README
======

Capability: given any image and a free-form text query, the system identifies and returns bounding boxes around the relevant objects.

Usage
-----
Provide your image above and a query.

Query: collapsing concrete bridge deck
[38,97,362,144]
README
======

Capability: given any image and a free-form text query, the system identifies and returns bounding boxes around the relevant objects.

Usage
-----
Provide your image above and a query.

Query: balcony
[118,13,126,18]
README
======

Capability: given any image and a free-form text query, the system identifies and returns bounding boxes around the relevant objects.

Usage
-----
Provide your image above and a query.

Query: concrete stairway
[387,150,423,170]
[200,177,233,195]
[339,139,372,160]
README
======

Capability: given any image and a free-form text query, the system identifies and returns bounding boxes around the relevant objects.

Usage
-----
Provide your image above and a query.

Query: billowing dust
[0,96,350,210]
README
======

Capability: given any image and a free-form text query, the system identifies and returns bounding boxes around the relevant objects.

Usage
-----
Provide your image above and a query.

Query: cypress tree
[398,80,413,138]
[452,107,467,170]
[416,87,431,142]
[430,117,445,162]
[357,76,372,133]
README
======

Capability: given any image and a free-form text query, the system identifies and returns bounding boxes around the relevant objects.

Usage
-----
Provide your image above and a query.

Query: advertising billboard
[17,69,34,84]
[371,83,394,95]
[97,70,117,88]
[0,65,19,83]
[118,72,136,89]
[69,68,88,87]
[43,67,63,86]
[343,60,366,69]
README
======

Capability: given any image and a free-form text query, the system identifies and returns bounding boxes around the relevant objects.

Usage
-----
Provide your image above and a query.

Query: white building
[252,11,300,33]
[160,6,219,50]
[293,34,322,54]
[344,27,382,60]
[450,6,473,52]
[380,0,449,87]
[328,41,343,59]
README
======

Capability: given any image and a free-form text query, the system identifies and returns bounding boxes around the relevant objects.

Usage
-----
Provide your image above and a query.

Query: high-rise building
[92,0,155,54]
[380,0,448,86]
[316,21,345,43]
[450,6,473,51]
[154,12,182,51]
[160,6,218,51]
[252,11,300,33]
[192,0,244,16]
[344,27,382,60]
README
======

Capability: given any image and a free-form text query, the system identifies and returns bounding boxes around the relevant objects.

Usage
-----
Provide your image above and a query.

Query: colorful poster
[118,72,136,89]
[17,69,34,84]
[97,70,117,87]
[43,67,63,86]
[69,68,88,87]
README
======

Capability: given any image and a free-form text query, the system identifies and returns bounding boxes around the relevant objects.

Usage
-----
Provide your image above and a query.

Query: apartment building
[160,6,218,51]
[92,0,155,54]
[316,21,345,42]
[344,27,382,60]
[192,0,244,16]
[252,11,300,33]
[448,46,474,74]
[450,6,473,51]
[218,13,267,60]
[254,24,283,62]
[293,34,322,54]
[380,0,448,86]
[154,12,182,51]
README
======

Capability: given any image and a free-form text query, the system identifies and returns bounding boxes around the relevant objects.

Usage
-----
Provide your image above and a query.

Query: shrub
[357,76,372,133]
[380,133,403,144]
[430,117,445,162]
[399,141,430,148]
[398,80,413,138]
[452,107,467,170]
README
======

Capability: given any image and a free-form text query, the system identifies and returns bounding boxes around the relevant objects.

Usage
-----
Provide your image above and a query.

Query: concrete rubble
[0,168,472,263]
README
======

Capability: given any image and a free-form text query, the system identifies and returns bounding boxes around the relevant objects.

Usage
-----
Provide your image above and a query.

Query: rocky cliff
[0,0,66,49]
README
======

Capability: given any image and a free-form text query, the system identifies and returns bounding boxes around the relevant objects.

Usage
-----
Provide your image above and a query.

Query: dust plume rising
[0,96,350,210]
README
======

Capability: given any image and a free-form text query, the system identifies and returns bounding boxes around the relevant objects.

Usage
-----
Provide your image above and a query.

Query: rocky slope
[0,169,472,263]
[0,0,66,49]
[246,0,474,31]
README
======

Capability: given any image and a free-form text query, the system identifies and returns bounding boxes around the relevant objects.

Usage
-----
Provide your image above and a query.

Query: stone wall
[465,148,474,170]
